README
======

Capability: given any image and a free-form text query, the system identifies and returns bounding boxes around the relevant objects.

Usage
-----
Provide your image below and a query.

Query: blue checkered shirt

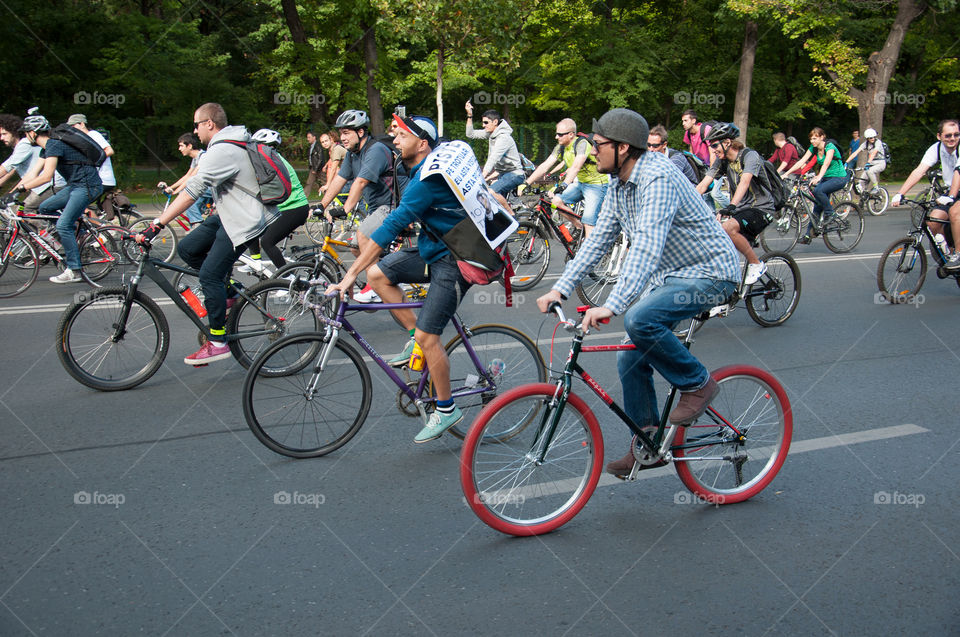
[554,150,741,315]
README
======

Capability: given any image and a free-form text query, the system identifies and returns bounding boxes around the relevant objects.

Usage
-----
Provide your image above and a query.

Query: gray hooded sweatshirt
[466,119,524,176]
[184,125,279,247]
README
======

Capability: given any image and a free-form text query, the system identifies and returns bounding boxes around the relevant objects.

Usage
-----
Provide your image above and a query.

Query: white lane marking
[477,424,928,501]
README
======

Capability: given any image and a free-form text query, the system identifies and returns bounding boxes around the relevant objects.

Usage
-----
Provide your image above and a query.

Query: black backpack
[667,147,708,184]
[785,136,806,159]
[211,139,293,205]
[748,149,789,211]
[48,124,106,167]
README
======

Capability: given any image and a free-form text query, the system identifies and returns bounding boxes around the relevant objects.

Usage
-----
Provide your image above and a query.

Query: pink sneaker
[184,341,232,366]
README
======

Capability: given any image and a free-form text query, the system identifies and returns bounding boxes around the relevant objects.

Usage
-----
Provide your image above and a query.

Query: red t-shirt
[768,144,800,172]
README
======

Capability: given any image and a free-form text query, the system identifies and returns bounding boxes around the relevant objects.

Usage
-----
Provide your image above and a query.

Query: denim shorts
[377,247,470,335]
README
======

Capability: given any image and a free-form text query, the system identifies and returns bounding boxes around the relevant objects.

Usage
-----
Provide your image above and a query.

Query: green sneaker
[414,406,463,444]
[388,337,417,368]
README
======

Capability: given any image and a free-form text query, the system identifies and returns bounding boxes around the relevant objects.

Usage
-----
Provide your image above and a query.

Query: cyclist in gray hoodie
[138,102,279,365]
[464,101,525,196]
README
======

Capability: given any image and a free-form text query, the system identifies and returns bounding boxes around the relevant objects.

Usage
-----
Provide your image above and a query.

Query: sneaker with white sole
[49,269,83,284]
[388,338,417,367]
[352,286,381,303]
[237,259,267,275]
[744,261,767,286]
[184,341,232,365]
[414,406,463,443]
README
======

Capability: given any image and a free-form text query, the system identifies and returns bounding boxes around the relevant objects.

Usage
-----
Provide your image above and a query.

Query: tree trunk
[850,0,926,137]
[361,21,384,136]
[280,0,328,125]
[436,42,445,137]
[732,20,758,144]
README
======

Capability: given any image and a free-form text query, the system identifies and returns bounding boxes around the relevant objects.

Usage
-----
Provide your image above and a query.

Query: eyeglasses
[481,120,493,126]
[193,119,211,129]
[591,139,616,150]
[555,131,574,138]
[647,141,664,149]
[709,142,723,149]
[942,133,960,139]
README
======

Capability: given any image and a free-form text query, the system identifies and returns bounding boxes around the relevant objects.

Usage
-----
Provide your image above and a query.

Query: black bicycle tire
[503,220,551,292]
[745,251,802,327]
[876,237,927,304]
[0,230,39,297]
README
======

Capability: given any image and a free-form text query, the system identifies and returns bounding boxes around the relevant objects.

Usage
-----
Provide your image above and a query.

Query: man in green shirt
[522,118,609,237]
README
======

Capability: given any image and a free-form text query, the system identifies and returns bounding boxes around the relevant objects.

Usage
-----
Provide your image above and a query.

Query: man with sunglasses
[892,118,959,208]
[695,122,774,285]
[521,118,609,237]
[137,102,279,365]
[326,115,477,444]
[464,101,525,196]
[648,124,699,185]
[536,108,740,478]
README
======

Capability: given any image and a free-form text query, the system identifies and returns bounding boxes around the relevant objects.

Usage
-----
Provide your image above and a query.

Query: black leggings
[247,205,310,268]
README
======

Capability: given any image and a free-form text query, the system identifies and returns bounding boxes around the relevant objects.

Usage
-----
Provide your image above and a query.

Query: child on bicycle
[845,127,887,192]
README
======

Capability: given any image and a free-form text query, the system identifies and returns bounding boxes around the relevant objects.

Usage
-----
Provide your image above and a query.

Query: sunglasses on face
[555,131,574,138]
[193,119,211,129]
[709,142,723,149]
[648,141,664,148]
[482,120,493,126]
[942,133,960,139]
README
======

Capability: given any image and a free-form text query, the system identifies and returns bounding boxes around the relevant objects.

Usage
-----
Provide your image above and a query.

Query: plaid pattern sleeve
[554,151,741,315]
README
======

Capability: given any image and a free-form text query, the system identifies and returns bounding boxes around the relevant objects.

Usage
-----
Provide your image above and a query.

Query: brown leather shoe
[669,377,719,425]
[605,449,637,479]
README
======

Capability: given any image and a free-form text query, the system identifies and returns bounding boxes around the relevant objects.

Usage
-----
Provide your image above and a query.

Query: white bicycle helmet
[20,115,50,133]
[863,128,878,139]
[252,128,282,145]
[335,109,369,130]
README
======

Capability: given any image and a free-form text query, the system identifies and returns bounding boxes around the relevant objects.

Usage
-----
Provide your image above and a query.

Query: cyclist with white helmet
[17,112,103,284]
[695,122,774,285]
[241,128,309,271]
[537,108,740,478]
[846,127,887,191]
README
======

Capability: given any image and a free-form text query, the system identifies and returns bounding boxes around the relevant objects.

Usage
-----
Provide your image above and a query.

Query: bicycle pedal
[708,303,730,318]
[192,363,210,367]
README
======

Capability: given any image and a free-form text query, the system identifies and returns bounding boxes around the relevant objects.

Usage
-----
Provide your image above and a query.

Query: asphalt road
[1,206,958,636]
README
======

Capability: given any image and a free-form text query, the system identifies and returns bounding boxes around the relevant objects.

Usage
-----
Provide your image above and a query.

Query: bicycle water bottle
[558,224,573,242]
[934,233,950,257]
[408,342,425,371]
[177,282,207,318]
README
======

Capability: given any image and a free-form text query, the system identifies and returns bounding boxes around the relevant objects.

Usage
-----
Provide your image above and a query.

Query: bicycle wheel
[673,365,791,504]
[225,279,322,370]
[127,217,177,262]
[822,202,864,253]
[242,334,371,458]
[876,238,926,303]
[460,383,603,536]
[575,232,626,307]
[439,324,547,441]
[303,209,328,245]
[0,231,39,298]
[56,287,170,391]
[758,207,800,254]
[79,228,120,282]
[503,220,550,291]
[867,187,890,216]
[745,251,801,327]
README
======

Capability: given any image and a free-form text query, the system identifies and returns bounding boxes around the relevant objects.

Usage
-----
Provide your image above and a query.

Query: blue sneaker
[388,337,417,367]
[414,406,463,443]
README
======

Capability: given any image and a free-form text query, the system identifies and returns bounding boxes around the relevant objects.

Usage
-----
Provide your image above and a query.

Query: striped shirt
[554,150,740,315]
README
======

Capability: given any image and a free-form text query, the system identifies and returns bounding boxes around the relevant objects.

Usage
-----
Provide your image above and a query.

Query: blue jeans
[560,182,608,226]
[177,215,246,331]
[39,182,103,270]
[490,171,525,196]
[185,193,213,223]
[617,276,737,429]
[807,174,849,234]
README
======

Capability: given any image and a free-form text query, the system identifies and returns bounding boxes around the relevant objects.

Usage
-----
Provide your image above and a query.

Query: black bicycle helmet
[703,121,740,143]
[335,110,369,130]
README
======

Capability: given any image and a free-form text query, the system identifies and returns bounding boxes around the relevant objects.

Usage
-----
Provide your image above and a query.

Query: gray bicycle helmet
[703,122,740,143]
[591,108,649,150]
[251,128,282,145]
[20,115,50,133]
[335,109,370,130]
